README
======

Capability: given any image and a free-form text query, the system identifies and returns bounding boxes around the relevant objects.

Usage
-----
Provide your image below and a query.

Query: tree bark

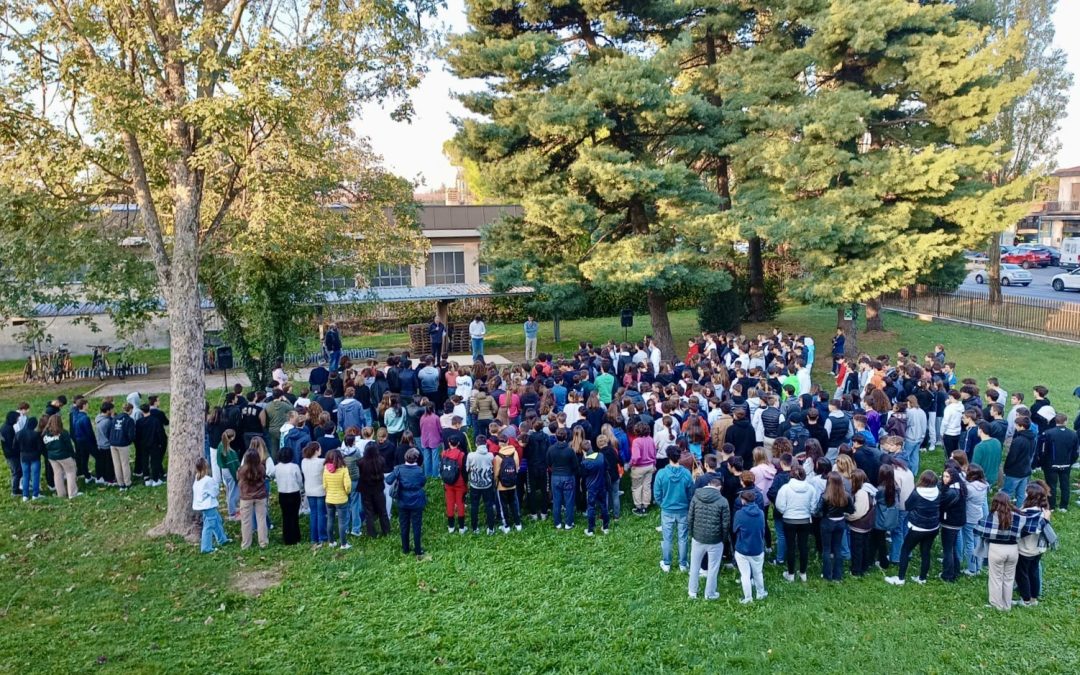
[747,236,766,321]
[646,289,676,360]
[837,307,858,356]
[865,297,884,332]
[987,237,1003,304]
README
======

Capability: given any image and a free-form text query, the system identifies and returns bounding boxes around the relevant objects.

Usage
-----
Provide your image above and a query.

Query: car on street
[1014,244,1061,267]
[973,263,1031,286]
[1001,246,1051,269]
[1051,268,1080,292]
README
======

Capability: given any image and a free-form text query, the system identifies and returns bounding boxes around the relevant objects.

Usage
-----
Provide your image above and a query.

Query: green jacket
[43,431,75,462]
[217,443,240,481]
[972,438,1003,486]
[688,485,731,545]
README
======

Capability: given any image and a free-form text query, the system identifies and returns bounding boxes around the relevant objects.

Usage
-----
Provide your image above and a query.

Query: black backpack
[498,452,518,488]
[440,453,461,485]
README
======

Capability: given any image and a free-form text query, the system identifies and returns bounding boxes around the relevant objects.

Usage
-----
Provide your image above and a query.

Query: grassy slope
[2,305,1080,672]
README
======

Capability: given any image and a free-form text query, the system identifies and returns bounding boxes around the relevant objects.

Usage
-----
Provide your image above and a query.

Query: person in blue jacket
[581,440,609,536]
[733,490,768,603]
[654,447,696,572]
[386,448,427,559]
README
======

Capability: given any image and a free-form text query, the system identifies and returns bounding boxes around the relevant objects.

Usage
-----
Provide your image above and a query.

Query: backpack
[498,452,518,488]
[875,496,901,531]
[785,425,809,454]
[886,413,907,438]
[440,452,461,485]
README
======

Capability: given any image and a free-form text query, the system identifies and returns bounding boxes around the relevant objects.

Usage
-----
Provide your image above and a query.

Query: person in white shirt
[192,458,229,553]
[647,338,661,376]
[1005,393,1024,441]
[469,316,486,360]
[940,390,965,454]
[987,378,1008,413]
[272,359,289,385]
[796,362,812,398]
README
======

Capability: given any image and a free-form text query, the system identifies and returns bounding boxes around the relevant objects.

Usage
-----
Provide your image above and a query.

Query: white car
[973,263,1031,287]
[1051,268,1080,292]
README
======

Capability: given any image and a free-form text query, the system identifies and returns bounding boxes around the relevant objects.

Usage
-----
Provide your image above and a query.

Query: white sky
[359,0,1080,188]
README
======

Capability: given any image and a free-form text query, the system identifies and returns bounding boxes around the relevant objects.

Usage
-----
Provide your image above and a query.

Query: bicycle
[89,345,112,380]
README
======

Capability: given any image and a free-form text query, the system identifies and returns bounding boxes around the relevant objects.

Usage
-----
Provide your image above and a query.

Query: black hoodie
[15,417,42,463]
[1,411,19,459]
[1004,429,1036,479]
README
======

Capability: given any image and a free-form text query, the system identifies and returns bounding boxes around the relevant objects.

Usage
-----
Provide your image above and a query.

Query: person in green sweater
[594,364,616,406]
[42,415,79,499]
[216,429,241,519]
[972,422,1003,488]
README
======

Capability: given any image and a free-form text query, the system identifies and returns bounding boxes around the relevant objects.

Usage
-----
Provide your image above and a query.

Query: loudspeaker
[216,346,234,370]
[620,309,633,328]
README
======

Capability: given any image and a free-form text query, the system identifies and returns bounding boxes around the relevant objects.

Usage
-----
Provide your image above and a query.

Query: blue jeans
[1003,475,1028,504]
[308,496,328,543]
[360,408,373,429]
[471,337,484,359]
[400,506,424,554]
[551,474,575,527]
[345,480,364,535]
[889,512,907,563]
[20,460,40,498]
[773,517,787,563]
[328,350,341,373]
[327,503,347,545]
[422,446,441,479]
[607,476,622,519]
[821,518,847,580]
[200,508,229,552]
[661,511,689,568]
[901,440,920,475]
[223,471,240,517]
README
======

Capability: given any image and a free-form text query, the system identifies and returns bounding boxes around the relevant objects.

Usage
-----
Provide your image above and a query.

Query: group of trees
[448,0,1071,355]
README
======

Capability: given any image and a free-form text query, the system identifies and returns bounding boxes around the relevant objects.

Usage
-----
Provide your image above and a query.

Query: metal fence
[879,288,1080,344]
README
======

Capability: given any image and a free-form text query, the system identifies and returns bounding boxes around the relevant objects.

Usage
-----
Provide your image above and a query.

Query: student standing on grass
[71,399,95,485]
[581,440,610,536]
[819,471,854,582]
[845,469,876,577]
[733,489,767,603]
[655,447,695,573]
[42,415,78,499]
[972,423,1003,488]
[15,416,42,501]
[523,316,539,362]
[469,315,487,360]
[1016,483,1052,606]
[386,448,427,559]
[870,464,900,570]
[494,437,523,533]
[108,403,137,491]
[885,470,941,586]
[975,491,1046,611]
[274,448,303,545]
[687,476,729,599]
[237,449,269,550]
[192,457,229,553]
[777,464,818,582]
[216,429,241,519]
[962,464,990,576]
[323,449,352,550]
[938,467,966,583]
[1,411,19,497]
[467,434,498,534]
[301,442,328,545]
[359,442,391,537]
[1038,413,1079,512]
[1002,415,1035,503]
[630,422,657,515]
[547,428,580,530]
[440,437,468,534]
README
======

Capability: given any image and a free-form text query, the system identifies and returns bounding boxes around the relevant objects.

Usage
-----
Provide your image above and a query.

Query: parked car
[1014,244,1061,267]
[973,263,1031,286]
[1000,246,1051,269]
[1060,238,1080,269]
[963,250,989,263]
[1051,268,1080,292]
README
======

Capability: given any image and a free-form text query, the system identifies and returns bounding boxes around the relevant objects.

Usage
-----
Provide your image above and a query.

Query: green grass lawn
[3,305,1080,672]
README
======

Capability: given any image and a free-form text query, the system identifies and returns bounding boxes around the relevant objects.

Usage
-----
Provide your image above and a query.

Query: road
[960,265,1080,302]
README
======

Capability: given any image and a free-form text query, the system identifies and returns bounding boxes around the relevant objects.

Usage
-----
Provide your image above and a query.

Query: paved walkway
[88,353,513,397]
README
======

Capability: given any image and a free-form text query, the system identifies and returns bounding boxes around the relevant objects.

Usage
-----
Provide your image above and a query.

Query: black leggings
[470,486,496,531]
[870,528,892,568]
[850,529,871,576]
[361,488,390,536]
[783,521,812,574]
[1016,554,1042,601]
[898,528,938,581]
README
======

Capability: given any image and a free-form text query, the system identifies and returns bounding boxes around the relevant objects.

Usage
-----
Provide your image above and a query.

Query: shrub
[698,286,742,333]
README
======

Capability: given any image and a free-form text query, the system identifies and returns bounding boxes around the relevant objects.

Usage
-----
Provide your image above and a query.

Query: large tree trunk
[987,237,1003,305]
[149,209,205,541]
[646,289,676,360]
[747,236,766,321]
[837,307,858,356]
[865,297,884,332]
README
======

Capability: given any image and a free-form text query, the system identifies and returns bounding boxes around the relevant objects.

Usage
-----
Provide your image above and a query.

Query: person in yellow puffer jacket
[323,449,353,550]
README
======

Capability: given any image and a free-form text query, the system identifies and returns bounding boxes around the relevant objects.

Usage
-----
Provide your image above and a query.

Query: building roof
[321,283,533,305]
[1051,165,1080,177]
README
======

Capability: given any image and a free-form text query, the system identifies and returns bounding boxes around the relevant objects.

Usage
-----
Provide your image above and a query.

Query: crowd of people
[4,320,1079,610]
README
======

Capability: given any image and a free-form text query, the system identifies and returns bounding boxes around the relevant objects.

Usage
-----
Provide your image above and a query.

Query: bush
[735,276,783,322]
[698,286,742,333]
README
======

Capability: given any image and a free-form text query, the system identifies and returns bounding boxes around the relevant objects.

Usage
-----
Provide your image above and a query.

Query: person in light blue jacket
[654,447,696,573]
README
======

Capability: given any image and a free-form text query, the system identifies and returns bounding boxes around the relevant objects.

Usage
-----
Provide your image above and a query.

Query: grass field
[2,305,1080,672]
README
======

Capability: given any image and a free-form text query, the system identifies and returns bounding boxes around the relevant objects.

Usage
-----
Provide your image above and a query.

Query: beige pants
[524,337,537,362]
[240,498,269,549]
[631,465,655,508]
[763,437,775,454]
[49,457,78,498]
[988,543,1018,611]
[110,445,132,487]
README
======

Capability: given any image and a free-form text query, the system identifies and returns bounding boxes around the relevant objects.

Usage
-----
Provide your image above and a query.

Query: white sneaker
[21,496,28,502]
[602,528,610,535]
[660,561,671,573]
[486,529,495,535]
[501,526,510,534]
[912,577,927,585]
[680,565,689,573]
[799,573,807,582]
[556,523,564,530]
[783,572,795,582]
[655,525,662,532]
[340,543,352,551]
[585,530,594,537]
[329,542,338,548]
[564,524,574,530]
[885,576,905,586]
[688,593,697,600]
[740,597,753,604]
[757,591,768,600]
[448,527,456,534]
[515,524,522,531]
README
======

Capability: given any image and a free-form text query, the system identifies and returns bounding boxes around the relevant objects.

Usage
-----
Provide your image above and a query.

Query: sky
[359,0,1080,188]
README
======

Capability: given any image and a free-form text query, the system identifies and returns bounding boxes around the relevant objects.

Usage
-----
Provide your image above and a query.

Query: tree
[447,2,731,359]
[737,0,1033,348]
[0,0,435,538]
[975,0,1072,304]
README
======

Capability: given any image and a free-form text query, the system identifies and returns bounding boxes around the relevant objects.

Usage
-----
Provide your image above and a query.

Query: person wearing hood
[42,415,79,499]
[1002,415,1036,504]
[467,434,498,534]
[654,447,696,573]
[15,416,43,500]
[108,403,137,490]
[94,402,117,485]
[2,411,20,497]
[776,465,819,582]
[386,448,427,558]
[322,449,353,549]
[547,428,580,530]
[580,440,610,536]
[687,476,730,600]
[938,467,966,582]
[358,441,391,538]
[733,489,767,603]
[723,408,756,468]
[845,469,877,577]
[339,427,368,537]
[125,393,143,476]
[885,470,941,586]
[961,464,990,575]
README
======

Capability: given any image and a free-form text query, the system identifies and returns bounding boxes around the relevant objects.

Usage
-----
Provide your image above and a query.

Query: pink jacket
[419,413,443,449]
[751,463,777,504]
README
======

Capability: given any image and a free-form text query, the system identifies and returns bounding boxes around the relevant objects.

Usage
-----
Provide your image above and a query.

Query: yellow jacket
[323,465,352,505]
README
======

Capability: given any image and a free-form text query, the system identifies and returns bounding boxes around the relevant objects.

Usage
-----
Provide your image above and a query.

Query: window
[425,251,465,285]
[320,273,357,290]
[478,260,492,281]
[371,263,411,288]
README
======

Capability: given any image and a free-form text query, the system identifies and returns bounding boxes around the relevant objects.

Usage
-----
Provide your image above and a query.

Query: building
[1024,166,1080,245]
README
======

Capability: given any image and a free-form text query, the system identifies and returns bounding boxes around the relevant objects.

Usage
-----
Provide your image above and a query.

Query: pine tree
[447,2,729,359]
